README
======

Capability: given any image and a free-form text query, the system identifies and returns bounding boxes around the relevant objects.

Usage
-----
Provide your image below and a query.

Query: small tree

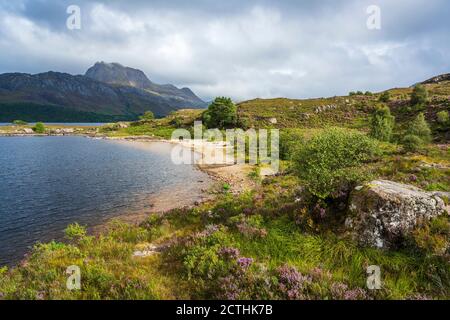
[401,113,432,152]
[407,113,432,143]
[202,97,237,129]
[369,104,395,141]
[33,122,45,133]
[140,111,155,120]
[410,84,428,106]
[378,91,390,103]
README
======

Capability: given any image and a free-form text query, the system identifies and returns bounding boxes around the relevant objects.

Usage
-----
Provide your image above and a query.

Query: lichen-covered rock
[347,180,447,249]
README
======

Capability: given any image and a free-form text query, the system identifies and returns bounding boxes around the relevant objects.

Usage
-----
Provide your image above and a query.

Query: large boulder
[347,180,447,249]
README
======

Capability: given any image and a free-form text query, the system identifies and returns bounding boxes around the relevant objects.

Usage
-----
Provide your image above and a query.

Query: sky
[0,0,449,102]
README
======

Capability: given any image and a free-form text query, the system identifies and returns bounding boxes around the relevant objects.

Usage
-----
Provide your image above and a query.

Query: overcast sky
[0,0,449,101]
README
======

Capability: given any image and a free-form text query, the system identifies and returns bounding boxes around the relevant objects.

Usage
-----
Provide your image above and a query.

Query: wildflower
[276,264,311,300]
[219,247,240,259]
[237,257,254,269]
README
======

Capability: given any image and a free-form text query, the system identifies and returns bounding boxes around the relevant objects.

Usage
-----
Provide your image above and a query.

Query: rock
[116,122,129,129]
[269,118,277,124]
[22,128,34,134]
[348,180,446,249]
[132,244,159,257]
[61,128,75,134]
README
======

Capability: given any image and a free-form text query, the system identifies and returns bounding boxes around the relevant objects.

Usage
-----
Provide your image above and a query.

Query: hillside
[236,76,450,141]
[0,63,206,122]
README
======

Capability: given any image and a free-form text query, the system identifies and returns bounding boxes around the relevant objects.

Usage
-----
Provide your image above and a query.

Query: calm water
[0,136,208,266]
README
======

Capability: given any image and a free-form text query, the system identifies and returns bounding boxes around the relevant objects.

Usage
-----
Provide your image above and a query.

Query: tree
[369,104,395,141]
[292,128,380,199]
[378,91,390,103]
[140,111,155,120]
[33,122,46,133]
[401,113,432,152]
[406,113,432,143]
[202,97,237,129]
[410,84,428,106]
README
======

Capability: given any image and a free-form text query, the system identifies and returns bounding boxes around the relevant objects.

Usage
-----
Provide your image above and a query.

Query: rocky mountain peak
[85,61,153,89]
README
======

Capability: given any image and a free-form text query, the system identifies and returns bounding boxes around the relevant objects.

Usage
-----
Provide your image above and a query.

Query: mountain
[85,62,205,106]
[420,73,450,85]
[0,62,206,122]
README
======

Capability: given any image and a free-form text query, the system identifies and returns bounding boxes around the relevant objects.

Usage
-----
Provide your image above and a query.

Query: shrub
[292,128,380,199]
[436,110,449,126]
[32,122,46,133]
[378,91,390,103]
[139,111,155,120]
[169,116,183,127]
[13,120,28,125]
[412,216,450,256]
[65,223,87,241]
[369,104,395,141]
[202,97,237,129]
[410,84,428,106]
[406,113,432,143]
[279,129,304,160]
[401,134,423,152]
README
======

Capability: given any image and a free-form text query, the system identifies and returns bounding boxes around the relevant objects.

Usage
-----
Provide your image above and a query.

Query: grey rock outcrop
[347,180,447,249]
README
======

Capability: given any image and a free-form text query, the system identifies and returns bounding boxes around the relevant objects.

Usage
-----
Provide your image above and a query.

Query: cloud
[0,0,449,101]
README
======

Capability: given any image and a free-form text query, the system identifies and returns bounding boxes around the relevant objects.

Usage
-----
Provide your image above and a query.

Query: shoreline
[0,134,256,245]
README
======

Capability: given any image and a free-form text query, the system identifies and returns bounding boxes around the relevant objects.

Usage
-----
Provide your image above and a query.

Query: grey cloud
[0,0,449,101]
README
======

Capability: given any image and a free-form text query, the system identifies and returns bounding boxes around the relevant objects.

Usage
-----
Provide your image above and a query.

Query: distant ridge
[419,73,450,85]
[0,62,206,122]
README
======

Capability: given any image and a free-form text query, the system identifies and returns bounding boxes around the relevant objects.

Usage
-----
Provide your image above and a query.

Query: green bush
[32,122,46,133]
[13,120,28,125]
[401,134,423,152]
[65,223,87,241]
[378,91,390,103]
[169,116,183,127]
[139,111,155,120]
[406,113,432,143]
[292,128,380,199]
[410,84,428,106]
[279,129,304,160]
[436,110,449,126]
[369,104,395,141]
[202,97,237,129]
